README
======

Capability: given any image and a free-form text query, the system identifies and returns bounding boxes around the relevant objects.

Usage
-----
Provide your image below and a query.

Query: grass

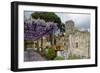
[54,56,64,60]
[68,54,80,60]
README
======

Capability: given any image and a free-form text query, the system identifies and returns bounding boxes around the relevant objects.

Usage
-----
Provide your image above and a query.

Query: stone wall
[65,20,90,59]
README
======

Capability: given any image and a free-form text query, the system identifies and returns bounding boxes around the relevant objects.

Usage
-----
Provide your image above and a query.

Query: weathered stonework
[65,20,90,59]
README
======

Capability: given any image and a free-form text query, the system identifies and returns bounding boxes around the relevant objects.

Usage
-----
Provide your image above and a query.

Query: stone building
[65,20,90,59]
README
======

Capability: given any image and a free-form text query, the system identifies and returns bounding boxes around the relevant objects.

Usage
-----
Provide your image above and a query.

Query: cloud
[56,12,90,31]
[24,11,33,20]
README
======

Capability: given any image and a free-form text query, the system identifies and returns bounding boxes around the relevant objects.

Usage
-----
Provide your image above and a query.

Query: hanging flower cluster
[24,19,58,41]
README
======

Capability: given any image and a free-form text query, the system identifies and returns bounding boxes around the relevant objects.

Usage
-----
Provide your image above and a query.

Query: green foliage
[44,47,56,60]
[68,54,80,60]
[54,56,64,60]
[31,12,63,30]
[61,23,65,32]
[31,12,61,24]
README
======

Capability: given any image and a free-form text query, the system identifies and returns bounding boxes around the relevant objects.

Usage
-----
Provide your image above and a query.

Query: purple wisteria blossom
[24,19,58,41]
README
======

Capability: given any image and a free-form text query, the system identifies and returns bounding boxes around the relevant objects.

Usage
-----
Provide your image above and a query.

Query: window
[76,42,78,48]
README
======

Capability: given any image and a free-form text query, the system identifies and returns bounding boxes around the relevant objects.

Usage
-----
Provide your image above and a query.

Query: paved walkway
[24,49,45,62]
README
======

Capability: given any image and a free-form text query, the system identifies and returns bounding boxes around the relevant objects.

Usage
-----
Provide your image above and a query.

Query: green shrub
[45,47,56,60]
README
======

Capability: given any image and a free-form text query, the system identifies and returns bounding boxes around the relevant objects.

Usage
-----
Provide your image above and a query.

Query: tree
[61,23,65,32]
[31,12,62,29]
[31,12,62,47]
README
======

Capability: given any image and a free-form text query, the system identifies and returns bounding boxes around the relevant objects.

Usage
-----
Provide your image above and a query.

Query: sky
[24,11,90,31]
[55,12,90,31]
